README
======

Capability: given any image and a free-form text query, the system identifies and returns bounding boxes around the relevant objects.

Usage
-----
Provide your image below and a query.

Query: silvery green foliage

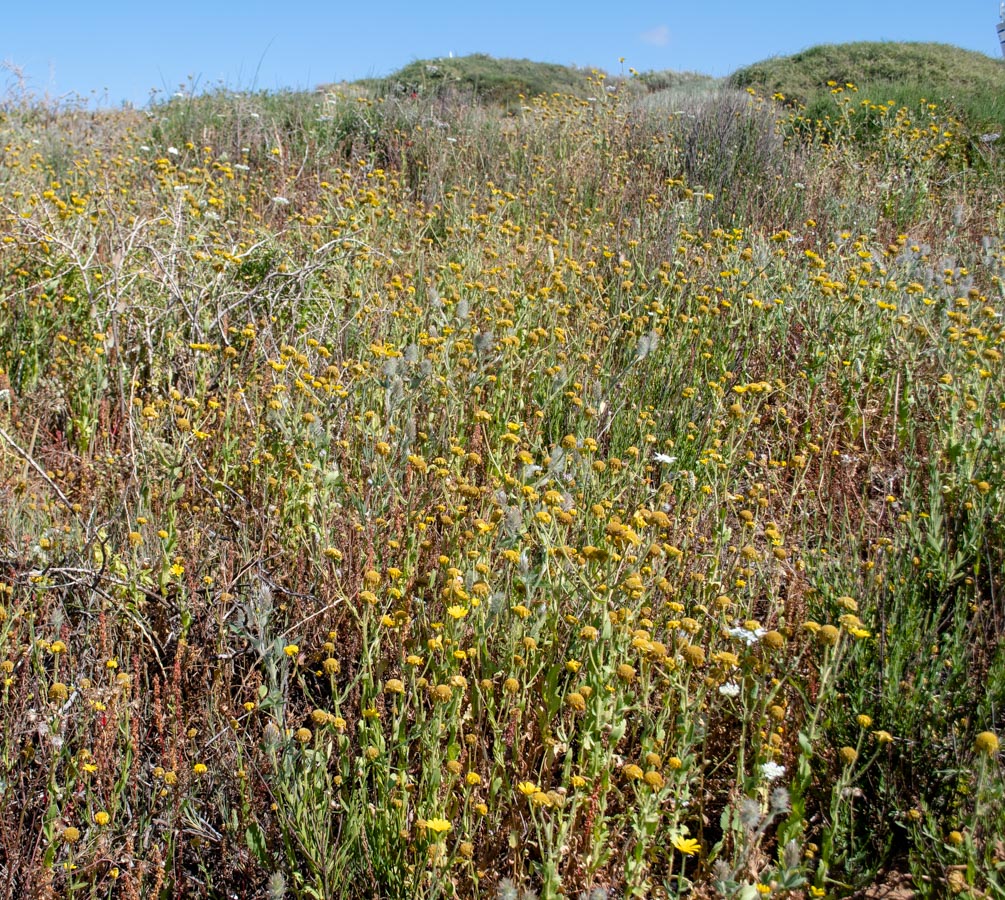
[266,871,286,900]
[474,329,495,356]
[739,798,762,829]
[713,791,806,898]
[635,329,658,360]
[496,879,519,900]
[771,787,791,814]
[495,880,543,900]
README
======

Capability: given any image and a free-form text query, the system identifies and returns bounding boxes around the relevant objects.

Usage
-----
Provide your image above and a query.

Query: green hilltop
[729,41,1005,128]
[349,53,717,106]
[333,44,1005,128]
[354,53,601,104]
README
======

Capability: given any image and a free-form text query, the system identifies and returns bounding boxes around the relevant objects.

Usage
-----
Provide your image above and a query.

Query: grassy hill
[352,55,724,109]
[357,53,601,104]
[729,41,1005,129]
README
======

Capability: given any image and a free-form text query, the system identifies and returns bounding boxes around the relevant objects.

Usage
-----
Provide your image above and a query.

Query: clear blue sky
[3,1,1002,108]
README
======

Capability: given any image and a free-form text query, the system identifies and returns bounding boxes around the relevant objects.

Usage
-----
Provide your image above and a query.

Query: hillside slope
[729,41,1005,127]
[357,53,599,104]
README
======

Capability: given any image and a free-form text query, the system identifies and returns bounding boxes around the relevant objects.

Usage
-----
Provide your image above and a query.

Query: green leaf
[246,823,269,864]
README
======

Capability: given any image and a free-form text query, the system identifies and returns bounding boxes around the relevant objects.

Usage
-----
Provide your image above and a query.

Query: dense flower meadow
[0,75,1003,898]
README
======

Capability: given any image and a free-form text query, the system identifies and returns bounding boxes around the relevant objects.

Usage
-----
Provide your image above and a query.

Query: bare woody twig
[0,424,80,522]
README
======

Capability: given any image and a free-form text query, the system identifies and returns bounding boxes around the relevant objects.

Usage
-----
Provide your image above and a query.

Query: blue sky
[3,1,1002,108]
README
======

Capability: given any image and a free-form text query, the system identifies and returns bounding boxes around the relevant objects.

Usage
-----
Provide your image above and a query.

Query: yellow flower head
[673,835,700,856]
[818,625,840,646]
[423,817,452,835]
[976,731,1000,756]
